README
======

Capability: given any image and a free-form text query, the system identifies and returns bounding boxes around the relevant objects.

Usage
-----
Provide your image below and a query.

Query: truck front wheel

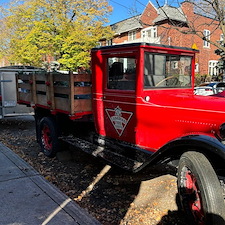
[177,151,225,225]
[39,117,60,158]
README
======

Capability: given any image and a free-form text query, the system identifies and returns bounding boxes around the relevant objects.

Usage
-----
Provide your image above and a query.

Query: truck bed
[16,71,92,119]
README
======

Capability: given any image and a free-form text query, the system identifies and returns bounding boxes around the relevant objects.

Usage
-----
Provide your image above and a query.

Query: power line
[110,0,147,11]
[109,0,130,9]
[135,0,147,7]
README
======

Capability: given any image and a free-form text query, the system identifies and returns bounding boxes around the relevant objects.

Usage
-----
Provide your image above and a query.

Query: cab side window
[144,52,192,88]
[107,57,136,90]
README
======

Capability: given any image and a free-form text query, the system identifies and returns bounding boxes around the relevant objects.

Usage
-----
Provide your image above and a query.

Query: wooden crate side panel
[35,73,47,81]
[17,92,32,103]
[54,87,70,95]
[53,74,70,82]
[36,84,47,92]
[17,74,32,81]
[54,97,70,112]
[74,86,91,95]
[73,74,91,82]
[17,72,93,116]
[18,83,31,90]
[74,99,92,113]
[17,74,32,103]
[71,74,92,115]
[36,94,48,107]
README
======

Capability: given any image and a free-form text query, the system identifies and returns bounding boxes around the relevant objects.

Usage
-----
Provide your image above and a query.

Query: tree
[153,0,225,52]
[0,0,113,70]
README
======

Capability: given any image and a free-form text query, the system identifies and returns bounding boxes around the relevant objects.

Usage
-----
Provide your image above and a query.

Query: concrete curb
[0,142,101,225]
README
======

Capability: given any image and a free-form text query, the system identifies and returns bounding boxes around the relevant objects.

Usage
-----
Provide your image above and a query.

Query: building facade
[108,1,222,79]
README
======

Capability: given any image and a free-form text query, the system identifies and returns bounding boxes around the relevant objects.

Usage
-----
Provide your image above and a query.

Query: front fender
[152,135,225,171]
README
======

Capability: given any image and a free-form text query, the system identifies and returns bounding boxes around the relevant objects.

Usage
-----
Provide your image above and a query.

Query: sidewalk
[0,142,101,225]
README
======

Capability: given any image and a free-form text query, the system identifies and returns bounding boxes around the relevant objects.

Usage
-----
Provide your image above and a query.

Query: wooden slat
[17,74,32,81]
[70,71,75,115]
[74,86,91,95]
[35,73,47,81]
[36,84,46,92]
[55,97,70,112]
[18,92,32,103]
[73,74,91,82]
[36,95,48,106]
[32,73,37,104]
[18,83,31,90]
[54,87,70,95]
[74,99,92,113]
[49,73,55,110]
[53,74,70,82]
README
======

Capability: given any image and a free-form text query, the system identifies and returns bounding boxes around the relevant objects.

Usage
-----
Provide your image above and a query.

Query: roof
[110,4,188,35]
[111,15,143,35]
[92,42,199,53]
[153,5,187,24]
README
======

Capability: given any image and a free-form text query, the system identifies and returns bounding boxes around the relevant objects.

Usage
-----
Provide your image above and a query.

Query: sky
[0,0,177,25]
[109,0,158,24]
[108,0,179,24]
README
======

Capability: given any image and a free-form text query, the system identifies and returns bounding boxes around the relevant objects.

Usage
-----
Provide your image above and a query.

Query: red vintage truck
[16,43,225,225]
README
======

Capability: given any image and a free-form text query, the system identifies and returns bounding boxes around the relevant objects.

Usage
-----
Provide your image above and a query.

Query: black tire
[177,151,225,225]
[39,117,60,157]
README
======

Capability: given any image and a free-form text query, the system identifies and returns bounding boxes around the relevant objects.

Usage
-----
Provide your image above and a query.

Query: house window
[203,30,210,48]
[128,30,136,41]
[220,34,224,46]
[141,27,157,39]
[195,63,199,73]
[209,60,218,76]
[106,39,113,46]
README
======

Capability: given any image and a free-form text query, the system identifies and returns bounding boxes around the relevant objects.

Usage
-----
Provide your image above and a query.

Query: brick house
[108,1,223,79]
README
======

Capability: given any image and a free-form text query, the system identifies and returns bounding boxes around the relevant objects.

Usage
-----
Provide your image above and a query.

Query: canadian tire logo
[105,106,133,136]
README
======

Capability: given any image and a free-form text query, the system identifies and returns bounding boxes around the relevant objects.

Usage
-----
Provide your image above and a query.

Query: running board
[60,136,146,172]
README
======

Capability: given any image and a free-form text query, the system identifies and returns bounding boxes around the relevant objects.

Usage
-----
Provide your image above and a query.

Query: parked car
[194,82,225,96]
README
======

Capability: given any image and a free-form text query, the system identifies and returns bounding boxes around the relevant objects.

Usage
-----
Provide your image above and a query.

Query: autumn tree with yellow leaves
[0,0,113,70]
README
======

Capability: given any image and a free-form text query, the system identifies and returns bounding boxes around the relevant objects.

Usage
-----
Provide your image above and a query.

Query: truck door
[0,71,33,118]
[102,54,137,143]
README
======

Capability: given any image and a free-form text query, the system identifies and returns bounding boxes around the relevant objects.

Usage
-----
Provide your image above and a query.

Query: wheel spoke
[184,168,205,224]
[42,125,52,150]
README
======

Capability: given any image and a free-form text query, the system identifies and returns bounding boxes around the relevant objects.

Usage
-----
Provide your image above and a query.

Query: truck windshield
[107,57,136,90]
[144,52,192,89]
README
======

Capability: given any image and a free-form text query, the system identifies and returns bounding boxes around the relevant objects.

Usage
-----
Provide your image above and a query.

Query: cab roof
[92,42,199,53]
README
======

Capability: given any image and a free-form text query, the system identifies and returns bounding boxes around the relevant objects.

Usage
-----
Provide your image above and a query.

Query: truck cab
[91,43,225,225]
[92,43,215,152]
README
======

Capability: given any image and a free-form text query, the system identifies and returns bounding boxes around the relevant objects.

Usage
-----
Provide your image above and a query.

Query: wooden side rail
[16,71,92,117]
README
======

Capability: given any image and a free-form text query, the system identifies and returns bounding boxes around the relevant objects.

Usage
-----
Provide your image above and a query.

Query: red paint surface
[91,43,225,153]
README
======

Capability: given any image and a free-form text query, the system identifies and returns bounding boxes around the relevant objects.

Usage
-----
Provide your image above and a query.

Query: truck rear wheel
[177,151,225,225]
[39,117,60,158]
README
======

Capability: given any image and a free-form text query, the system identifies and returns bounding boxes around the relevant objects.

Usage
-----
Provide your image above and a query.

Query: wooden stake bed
[16,71,92,118]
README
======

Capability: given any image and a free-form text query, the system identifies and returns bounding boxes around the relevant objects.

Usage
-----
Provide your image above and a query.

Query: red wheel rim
[184,168,205,225]
[42,125,52,151]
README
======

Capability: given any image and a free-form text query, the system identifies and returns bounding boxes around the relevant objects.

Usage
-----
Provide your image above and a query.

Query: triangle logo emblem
[105,106,133,136]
